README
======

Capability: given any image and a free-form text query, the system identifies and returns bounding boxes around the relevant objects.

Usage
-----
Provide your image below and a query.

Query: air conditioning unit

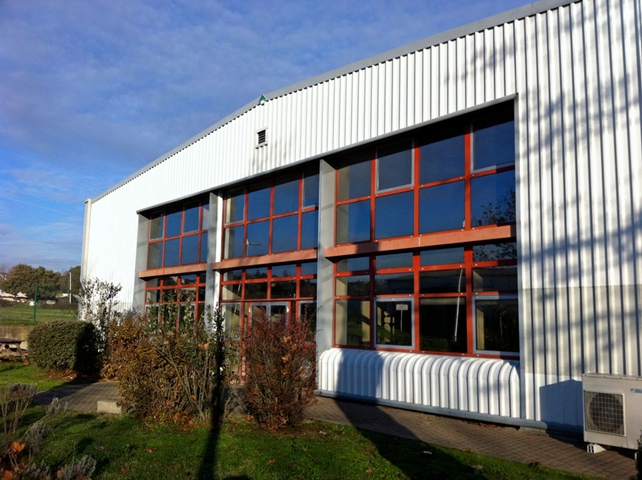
[582,373,642,450]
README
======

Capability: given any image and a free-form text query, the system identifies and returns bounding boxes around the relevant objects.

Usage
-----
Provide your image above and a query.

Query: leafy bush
[242,311,316,430]
[27,320,99,374]
[103,306,236,425]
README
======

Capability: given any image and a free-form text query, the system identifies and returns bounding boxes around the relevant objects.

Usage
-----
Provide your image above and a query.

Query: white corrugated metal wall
[84,0,642,428]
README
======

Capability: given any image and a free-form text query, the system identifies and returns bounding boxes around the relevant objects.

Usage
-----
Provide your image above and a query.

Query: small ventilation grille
[584,391,624,435]
[257,129,267,146]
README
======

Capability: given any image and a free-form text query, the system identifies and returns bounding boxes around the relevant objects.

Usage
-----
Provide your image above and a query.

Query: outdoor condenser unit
[582,373,642,450]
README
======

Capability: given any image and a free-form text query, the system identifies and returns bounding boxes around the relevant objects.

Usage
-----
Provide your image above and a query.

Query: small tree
[242,310,316,430]
[77,278,122,347]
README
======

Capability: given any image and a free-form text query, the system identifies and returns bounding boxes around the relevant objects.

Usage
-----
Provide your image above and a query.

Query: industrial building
[82,0,642,443]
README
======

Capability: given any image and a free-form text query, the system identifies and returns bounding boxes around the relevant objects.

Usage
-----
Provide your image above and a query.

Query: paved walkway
[33,382,637,479]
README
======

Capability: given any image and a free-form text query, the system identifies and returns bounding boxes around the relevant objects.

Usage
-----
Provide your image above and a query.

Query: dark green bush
[27,320,99,374]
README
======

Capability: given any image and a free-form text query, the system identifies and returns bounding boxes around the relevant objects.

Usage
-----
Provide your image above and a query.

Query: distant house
[82,0,642,438]
[0,291,28,303]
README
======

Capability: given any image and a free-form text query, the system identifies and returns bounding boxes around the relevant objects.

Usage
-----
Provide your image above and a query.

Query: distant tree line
[0,264,81,301]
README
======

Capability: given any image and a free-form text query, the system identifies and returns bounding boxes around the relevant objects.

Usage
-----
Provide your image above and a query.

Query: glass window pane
[165,210,182,237]
[225,189,244,224]
[246,221,269,256]
[475,298,519,352]
[147,278,160,288]
[224,226,244,259]
[473,267,517,292]
[150,214,163,239]
[270,280,296,298]
[377,142,413,191]
[198,273,206,283]
[272,215,298,253]
[180,235,199,265]
[336,275,370,296]
[274,176,300,215]
[146,290,160,303]
[301,210,318,250]
[222,283,242,301]
[223,270,242,281]
[222,303,241,337]
[199,232,208,263]
[473,242,517,262]
[376,300,412,347]
[245,282,268,299]
[183,204,199,233]
[336,200,371,244]
[164,276,178,286]
[201,203,210,230]
[338,160,371,201]
[248,184,271,220]
[420,248,464,266]
[473,111,515,170]
[246,267,267,279]
[337,257,369,273]
[164,239,180,267]
[148,242,162,269]
[420,298,467,352]
[420,181,464,233]
[420,131,465,184]
[471,171,515,226]
[376,252,413,270]
[374,273,414,295]
[420,269,465,293]
[181,274,196,285]
[375,191,414,239]
[300,262,317,276]
[300,278,317,298]
[300,302,317,335]
[272,264,296,278]
[335,299,370,347]
[303,170,319,207]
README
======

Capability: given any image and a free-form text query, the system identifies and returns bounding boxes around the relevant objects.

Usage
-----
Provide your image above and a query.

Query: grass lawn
[0,303,77,325]
[0,363,68,391]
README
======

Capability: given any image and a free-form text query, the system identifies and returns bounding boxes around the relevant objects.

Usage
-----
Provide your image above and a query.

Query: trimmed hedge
[27,320,99,373]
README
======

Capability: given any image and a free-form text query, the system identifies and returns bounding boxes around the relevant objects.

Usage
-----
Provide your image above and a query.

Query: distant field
[0,303,77,325]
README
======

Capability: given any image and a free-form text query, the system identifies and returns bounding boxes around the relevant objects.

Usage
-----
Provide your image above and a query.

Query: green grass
[0,363,68,391]
[0,303,77,325]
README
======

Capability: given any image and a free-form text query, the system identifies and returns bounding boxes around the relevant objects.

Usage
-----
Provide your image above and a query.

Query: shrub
[27,320,99,374]
[242,311,316,430]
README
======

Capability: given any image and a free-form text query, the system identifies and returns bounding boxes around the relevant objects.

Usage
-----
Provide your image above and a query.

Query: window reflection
[471,171,515,226]
[420,298,467,352]
[375,192,414,239]
[419,181,464,233]
[272,215,298,253]
[377,142,413,191]
[420,131,465,184]
[336,200,370,244]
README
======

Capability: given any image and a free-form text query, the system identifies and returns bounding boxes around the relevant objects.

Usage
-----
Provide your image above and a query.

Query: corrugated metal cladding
[84,0,642,429]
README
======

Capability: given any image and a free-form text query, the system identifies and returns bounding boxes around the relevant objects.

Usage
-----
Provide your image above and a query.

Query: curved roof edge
[92,0,573,203]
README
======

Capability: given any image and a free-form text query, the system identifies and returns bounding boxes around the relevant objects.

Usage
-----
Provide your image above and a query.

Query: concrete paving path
[33,382,637,479]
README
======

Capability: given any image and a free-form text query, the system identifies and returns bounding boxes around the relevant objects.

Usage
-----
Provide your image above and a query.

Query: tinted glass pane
[301,210,318,249]
[225,189,244,224]
[420,269,465,293]
[337,160,371,201]
[303,170,319,207]
[146,290,160,303]
[147,278,160,287]
[336,275,370,296]
[420,181,464,233]
[475,298,519,352]
[180,235,199,265]
[223,270,242,281]
[271,280,296,298]
[300,262,317,276]
[164,276,178,286]
[376,300,413,346]
[181,274,196,285]
[336,200,370,244]
[473,112,515,170]
[148,242,162,269]
[201,203,210,230]
[377,142,413,191]
[419,298,467,352]
[183,204,199,233]
[337,257,369,272]
[420,131,464,184]
[222,303,241,336]
[274,177,300,215]
[272,264,296,278]
[245,282,267,299]
[272,215,298,253]
[165,210,181,237]
[420,248,464,266]
[164,239,180,267]
[376,252,413,270]
[222,284,241,300]
[246,221,269,256]
[473,267,517,292]
[374,273,414,295]
[199,232,208,263]
[335,299,370,346]
[224,226,244,259]
[473,242,517,261]
[150,214,163,239]
[375,191,414,239]
[198,273,206,283]
[246,267,267,279]
[471,171,515,226]
[247,184,270,220]
[300,278,317,298]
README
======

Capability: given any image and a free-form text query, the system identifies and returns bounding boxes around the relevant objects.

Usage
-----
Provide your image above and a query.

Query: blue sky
[0,0,530,272]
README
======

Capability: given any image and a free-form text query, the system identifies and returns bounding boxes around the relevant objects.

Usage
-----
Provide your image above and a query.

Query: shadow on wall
[538,379,583,433]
